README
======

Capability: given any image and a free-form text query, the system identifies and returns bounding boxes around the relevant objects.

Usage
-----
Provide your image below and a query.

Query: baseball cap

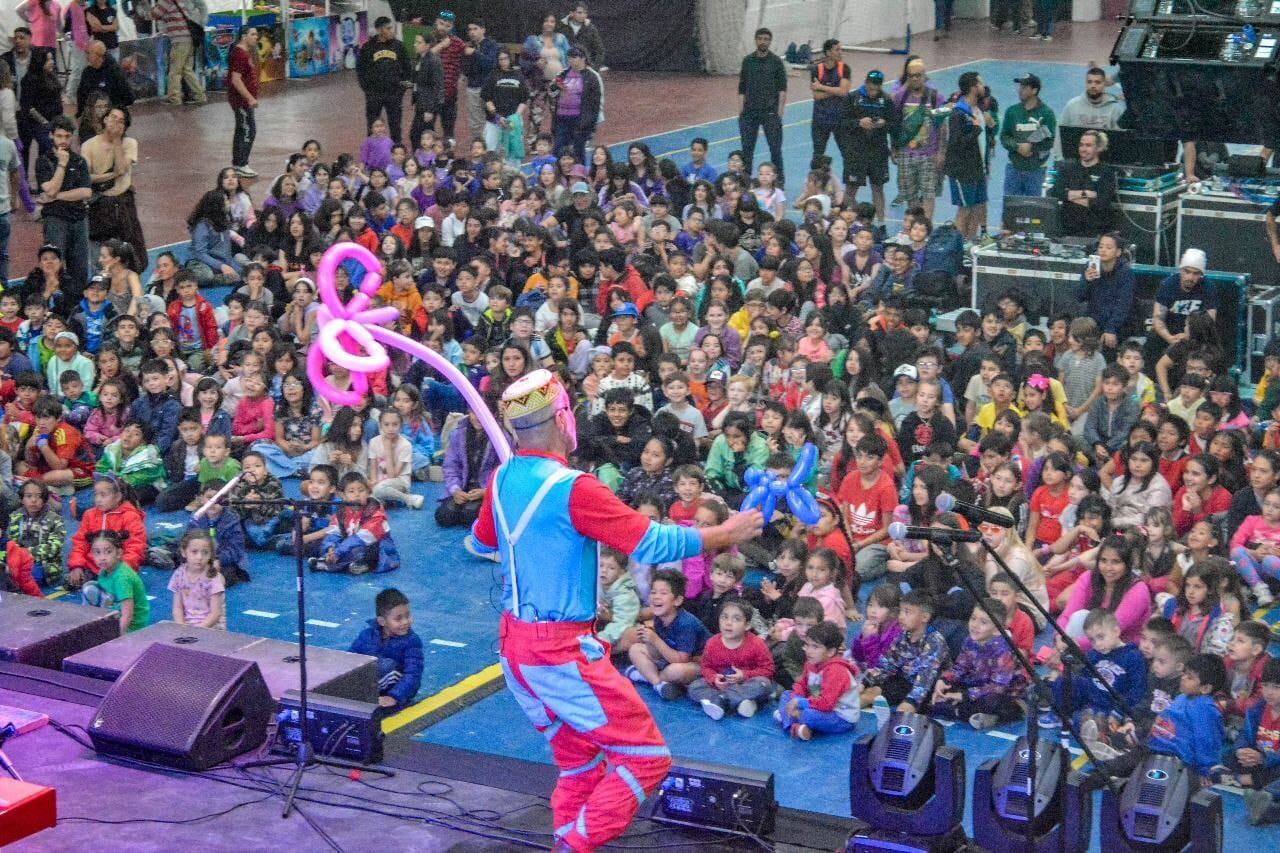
[1179,248,1207,272]
[437,10,455,21]
[866,69,884,83]
[614,302,640,318]
[1014,73,1041,91]
[414,215,434,230]
[893,364,919,381]
[570,181,591,196]
[54,330,79,346]
[85,274,106,290]
[37,243,61,259]
[707,368,728,385]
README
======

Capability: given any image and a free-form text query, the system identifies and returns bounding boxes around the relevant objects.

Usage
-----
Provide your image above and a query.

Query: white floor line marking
[430,639,467,648]
[244,609,280,618]
[305,619,341,628]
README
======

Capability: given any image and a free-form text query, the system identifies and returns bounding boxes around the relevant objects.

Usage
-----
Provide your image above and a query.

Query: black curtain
[393,1,701,72]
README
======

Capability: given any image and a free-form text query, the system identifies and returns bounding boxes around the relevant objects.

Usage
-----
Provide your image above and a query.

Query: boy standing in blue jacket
[350,588,424,713]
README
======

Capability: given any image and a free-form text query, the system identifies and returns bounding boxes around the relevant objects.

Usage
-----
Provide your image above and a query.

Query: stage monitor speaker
[89,644,274,770]
[1112,23,1280,144]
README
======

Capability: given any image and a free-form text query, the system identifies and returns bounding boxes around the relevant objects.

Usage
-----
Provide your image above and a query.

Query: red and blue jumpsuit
[470,449,702,851]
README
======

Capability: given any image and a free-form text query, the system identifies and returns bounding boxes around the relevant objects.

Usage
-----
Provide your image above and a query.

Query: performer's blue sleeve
[630,521,702,566]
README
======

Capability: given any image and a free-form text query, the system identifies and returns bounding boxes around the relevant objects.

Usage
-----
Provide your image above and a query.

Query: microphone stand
[933,542,1044,853]
[973,535,1135,799]
[224,497,393,819]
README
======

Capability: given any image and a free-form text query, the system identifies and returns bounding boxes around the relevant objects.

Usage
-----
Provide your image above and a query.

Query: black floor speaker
[88,644,275,770]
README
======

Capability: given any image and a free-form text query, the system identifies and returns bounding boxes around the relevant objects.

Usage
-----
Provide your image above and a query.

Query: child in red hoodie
[63,474,147,589]
[686,598,774,720]
[774,621,861,740]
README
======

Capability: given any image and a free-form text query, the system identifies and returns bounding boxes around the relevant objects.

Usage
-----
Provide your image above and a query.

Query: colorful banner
[257,24,288,83]
[288,16,331,78]
[203,25,237,91]
[329,11,367,70]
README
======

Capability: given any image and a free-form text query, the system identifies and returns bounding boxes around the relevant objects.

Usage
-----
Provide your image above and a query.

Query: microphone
[192,471,245,520]
[888,521,982,545]
[935,492,1015,528]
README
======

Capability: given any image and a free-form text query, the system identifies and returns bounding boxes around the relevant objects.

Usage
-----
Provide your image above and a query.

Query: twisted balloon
[306,242,512,461]
[740,442,820,526]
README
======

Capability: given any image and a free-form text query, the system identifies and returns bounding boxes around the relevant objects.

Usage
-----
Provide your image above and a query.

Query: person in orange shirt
[376,260,428,338]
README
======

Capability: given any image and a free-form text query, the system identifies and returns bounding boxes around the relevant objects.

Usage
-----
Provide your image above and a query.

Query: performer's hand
[705,508,765,550]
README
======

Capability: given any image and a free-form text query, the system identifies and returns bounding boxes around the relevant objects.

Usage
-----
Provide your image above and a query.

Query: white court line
[986,728,1083,755]
[305,619,341,628]
[244,609,281,618]
[430,638,467,648]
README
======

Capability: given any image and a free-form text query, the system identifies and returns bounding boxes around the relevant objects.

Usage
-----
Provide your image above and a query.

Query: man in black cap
[846,69,894,223]
[1000,73,1056,199]
[357,16,412,142]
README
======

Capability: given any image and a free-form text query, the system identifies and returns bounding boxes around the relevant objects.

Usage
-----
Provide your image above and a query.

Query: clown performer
[467,369,763,852]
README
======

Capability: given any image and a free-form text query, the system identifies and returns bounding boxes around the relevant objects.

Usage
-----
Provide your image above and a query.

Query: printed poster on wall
[203,25,237,91]
[329,11,367,70]
[258,24,288,83]
[288,17,331,77]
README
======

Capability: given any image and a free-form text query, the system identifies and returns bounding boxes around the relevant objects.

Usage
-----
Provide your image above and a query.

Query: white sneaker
[625,665,647,684]
[463,536,500,562]
[969,712,999,730]
[234,165,258,178]
[737,699,758,718]
[410,494,425,510]
[701,699,725,720]
[1252,582,1275,606]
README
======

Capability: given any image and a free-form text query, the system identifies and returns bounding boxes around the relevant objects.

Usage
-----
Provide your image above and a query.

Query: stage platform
[0,676,849,852]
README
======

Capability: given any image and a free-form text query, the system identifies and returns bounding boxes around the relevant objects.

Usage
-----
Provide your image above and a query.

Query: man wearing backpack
[891,57,944,220]
[846,69,894,225]
[809,39,852,180]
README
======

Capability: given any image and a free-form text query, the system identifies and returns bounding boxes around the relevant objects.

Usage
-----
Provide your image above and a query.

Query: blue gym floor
[35,58,1280,847]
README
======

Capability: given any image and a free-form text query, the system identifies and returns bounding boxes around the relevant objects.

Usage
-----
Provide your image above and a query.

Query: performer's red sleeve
[471,469,500,548]
[567,476,653,553]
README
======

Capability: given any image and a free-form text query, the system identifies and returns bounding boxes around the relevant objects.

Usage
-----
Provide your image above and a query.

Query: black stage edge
[4,665,850,850]
[382,739,853,851]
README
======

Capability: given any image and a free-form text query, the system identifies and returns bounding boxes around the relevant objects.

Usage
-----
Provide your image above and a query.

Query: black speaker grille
[1138,781,1166,807]
[880,765,906,793]
[91,644,272,769]
[1133,811,1161,840]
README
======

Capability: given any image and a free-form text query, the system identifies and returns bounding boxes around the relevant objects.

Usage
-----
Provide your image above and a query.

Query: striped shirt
[152,0,191,45]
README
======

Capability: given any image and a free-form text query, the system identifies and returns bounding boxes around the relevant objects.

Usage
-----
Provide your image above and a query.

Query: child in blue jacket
[1088,653,1228,788]
[1051,609,1146,738]
[1232,657,1280,825]
[349,588,424,713]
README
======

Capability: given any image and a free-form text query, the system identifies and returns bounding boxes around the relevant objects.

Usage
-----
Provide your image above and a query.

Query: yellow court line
[381,662,504,734]
[45,589,68,599]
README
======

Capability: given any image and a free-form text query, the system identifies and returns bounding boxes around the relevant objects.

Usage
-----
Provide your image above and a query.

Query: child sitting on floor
[1049,609,1147,744]
[597,547,640,650]
[349,588,425,713]
[861,590,951,713]
[772,597,825,688]
[625,569,709,700]
[848,583,902,671]
[688,598,774,720]
[6,480,66,587]
[930,599,1027,730]
[317,472,402,575]
[180,480,249,587]
[1231,658,1280,825]
[775,621,860,740]
[168,530,226,629]
[231,451,285,548]
[81,530,149,634]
